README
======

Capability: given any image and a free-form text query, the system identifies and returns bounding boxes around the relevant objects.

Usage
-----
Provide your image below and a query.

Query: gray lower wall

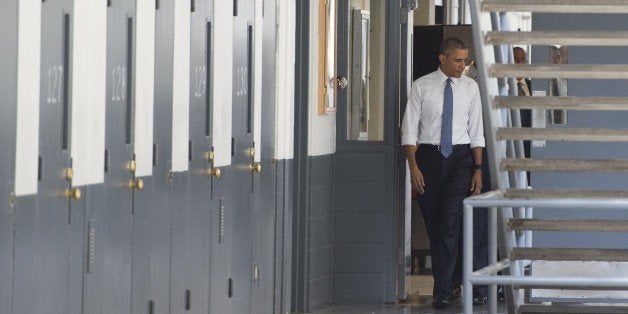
[306,155,335,311]
[531,13,628,247]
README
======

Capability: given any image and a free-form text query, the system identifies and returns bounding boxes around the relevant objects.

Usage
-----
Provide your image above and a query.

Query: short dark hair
[439,37,468,56]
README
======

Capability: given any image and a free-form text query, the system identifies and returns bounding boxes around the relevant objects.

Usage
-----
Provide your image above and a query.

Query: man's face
[514,48,527,64]
[439,48,469,78]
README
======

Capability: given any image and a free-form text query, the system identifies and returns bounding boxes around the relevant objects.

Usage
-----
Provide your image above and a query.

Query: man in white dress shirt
[401,37,485,309]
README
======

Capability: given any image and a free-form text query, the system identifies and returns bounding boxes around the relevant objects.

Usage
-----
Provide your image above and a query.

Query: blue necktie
[440,78,453,158]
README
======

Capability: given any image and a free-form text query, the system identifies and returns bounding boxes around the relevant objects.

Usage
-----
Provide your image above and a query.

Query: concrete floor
[308,275,508,314]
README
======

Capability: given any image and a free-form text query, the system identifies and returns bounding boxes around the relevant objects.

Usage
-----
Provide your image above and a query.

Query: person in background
[401,37,485,310]
[514,47,532,160]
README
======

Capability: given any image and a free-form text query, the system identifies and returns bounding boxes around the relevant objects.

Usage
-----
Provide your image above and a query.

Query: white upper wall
[308,0,336,156]
[275,0,295,160]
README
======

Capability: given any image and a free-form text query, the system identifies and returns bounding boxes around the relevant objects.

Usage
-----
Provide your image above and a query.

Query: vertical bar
[246,24,253,134]
[125,17,134,144]
[463,203,473,314]
[62,13,70,150]
[205,21,212,137]
[489,205,498,314]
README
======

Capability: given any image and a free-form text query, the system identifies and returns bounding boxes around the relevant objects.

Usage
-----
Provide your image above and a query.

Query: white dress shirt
[401,67,485,148]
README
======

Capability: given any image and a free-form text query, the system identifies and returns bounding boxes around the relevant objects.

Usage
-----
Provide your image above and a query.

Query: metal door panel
[251,0,278,311]
[207,7,234,311]
[169,0,194,311]
[169,0,212,312]
[231,1,255,312]
[0,0,18,310]
[131,0,174,312]
[14,1,78,313]
[207,5,234,313]
[82,0,136,312]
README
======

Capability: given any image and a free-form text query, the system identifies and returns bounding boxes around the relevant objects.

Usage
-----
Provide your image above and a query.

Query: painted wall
[531,13,628,247]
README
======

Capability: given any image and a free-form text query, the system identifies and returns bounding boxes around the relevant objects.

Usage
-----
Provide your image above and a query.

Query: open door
[332,0,403,303]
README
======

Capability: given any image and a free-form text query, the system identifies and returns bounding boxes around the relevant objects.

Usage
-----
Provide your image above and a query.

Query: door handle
[331,76,348,90]
[129,178,144,191]
[65,187,81,200]
[207,168,221,179]
[249,163,262,173]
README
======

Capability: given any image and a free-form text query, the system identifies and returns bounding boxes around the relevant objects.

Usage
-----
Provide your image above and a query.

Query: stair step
[482,0,628,14]
[515,284,628,290]
[490,64,628,79]
[511,248,628,262]
[509,219,628,232]
[501,159,628,172]
[519,303,628,313]
[493,96,628,111]
[505,189,628,199]
[486,31,628,46]
[497,128,628,142]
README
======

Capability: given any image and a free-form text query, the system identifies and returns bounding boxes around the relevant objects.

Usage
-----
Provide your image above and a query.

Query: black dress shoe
[432,298,451,309]
[451,286,461,299]
[473,295,488,305]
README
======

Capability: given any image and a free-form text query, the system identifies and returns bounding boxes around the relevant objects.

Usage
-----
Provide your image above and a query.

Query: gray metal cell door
[131,0,174,313]
[250,0,279,312]
[230,0,257,312]
[13,1,85,313]
[169,0,212,312]
[0,1,18,311]
[82,0,136,313]
[332,1,402,304]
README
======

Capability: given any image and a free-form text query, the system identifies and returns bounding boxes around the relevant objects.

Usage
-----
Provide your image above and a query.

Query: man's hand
[410,164,426,194]
[469,171,482,195]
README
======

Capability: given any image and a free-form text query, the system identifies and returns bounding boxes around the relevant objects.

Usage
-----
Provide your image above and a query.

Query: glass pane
[346,0,385,141]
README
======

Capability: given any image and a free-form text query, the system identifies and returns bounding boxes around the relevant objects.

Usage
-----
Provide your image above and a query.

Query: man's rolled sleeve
[468,82,485,148]
[401,82,422,146]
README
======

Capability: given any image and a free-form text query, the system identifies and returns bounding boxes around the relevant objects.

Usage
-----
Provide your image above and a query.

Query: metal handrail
[463,193,628,314]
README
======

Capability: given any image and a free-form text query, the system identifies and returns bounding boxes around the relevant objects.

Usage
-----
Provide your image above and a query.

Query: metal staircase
[464,1,628,313]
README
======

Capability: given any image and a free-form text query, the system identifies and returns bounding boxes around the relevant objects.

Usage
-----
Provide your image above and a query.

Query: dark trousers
[416,144,473,300]
[453,148,490,297]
